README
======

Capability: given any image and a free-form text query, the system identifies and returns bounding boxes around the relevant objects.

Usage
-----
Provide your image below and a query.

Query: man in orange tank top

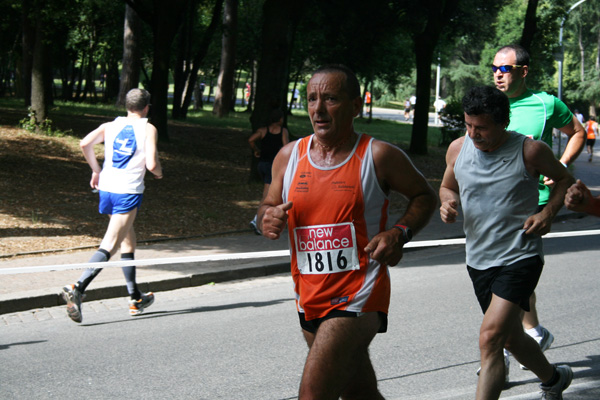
[585,116,598,162]
[258,65,437,399]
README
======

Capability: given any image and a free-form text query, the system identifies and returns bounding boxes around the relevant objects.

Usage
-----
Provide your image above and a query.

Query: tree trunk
[179,0,223,118]
[410,36,434,155]
[579,24,585,83]
[596,15,600,71]
[30,6,50,128]
[116,4,142,107]
[172,0,195,119]
[250,0,305,130]
[520,0,539,52]
[591,17,600,119]
[247,59,257,112]
[409,0,459,155]
[213,0,238,118]
[150,33,174,142]
[84,51,97,101]
[105,58,120,101]
[127,0,189,142]
[21,0,35,106]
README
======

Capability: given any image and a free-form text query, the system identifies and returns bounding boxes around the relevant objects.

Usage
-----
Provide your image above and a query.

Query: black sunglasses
[492,64,523,73]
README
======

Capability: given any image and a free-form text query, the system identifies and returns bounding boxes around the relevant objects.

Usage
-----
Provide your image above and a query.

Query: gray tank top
[455,131,543,270]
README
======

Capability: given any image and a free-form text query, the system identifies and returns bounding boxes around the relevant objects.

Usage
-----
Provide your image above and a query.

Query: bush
[19,108,71,137]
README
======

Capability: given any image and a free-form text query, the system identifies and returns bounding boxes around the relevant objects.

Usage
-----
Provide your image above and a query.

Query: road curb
[0,261,291,315]
[0,212,586,315]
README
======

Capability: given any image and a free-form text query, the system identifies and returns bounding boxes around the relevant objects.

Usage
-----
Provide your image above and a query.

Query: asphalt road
[1,235,599,399]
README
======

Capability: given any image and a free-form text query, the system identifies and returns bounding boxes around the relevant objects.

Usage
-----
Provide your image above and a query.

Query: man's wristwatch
[392,224,413,243]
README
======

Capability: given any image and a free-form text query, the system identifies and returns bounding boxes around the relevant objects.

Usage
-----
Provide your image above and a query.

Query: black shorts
[467,255,543,314]
[299,310,388,334]
[587,138,596,147]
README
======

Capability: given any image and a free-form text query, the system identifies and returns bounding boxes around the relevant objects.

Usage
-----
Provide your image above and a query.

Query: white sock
[526,325,543,338]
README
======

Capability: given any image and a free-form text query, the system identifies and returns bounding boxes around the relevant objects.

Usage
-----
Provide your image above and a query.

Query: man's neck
[126,111,144,119]
[507,83,528,99]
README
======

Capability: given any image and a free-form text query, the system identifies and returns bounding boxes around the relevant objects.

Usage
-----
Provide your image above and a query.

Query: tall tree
[399,0,460,155]
[212,0,237,117]
[30,0,49,126]
[520,0,540,52]
[126,0,189,142]
[250,0,306,130]
[116,4,142,106]
[20,0,36,105]
[235,0,263,113]
[568,1,600,117]
[174,0,223,119]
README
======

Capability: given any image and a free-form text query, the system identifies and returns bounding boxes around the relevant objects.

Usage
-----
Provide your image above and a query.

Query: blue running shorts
[98,191,143,215]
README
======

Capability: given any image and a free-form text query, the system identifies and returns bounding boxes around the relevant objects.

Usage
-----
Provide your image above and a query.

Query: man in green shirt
[492,44,585,376]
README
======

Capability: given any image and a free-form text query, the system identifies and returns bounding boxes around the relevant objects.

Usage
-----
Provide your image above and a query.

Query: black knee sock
[120,252,140,300]
[77,249,111,293]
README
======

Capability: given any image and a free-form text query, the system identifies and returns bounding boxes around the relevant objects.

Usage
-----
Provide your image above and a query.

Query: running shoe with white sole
[521,326,554,370]
[60,284,83,323]
[540,365,573,400]
[249,218,261,235]
[129,292,155,316]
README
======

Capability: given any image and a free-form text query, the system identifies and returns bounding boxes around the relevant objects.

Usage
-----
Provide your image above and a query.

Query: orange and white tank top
[586,121,597,140]
[282,133,391,321]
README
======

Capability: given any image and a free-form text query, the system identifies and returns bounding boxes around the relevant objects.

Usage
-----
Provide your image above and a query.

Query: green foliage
[445,60,486,101]
[19,107,72,137]
[293,0,412,88]
[10,0,599,150]
[562,0,600,111]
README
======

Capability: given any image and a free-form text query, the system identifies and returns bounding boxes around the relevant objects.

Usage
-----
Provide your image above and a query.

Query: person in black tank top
[248,109,289,234]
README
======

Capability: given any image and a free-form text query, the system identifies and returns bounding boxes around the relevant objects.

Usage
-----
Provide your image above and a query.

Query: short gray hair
[125,88,151,112]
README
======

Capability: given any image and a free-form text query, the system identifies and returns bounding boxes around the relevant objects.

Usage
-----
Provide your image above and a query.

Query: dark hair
[496,44,530,66]
[125,88,151,112]
[462,86,510,125]
[312,64,361,100]
[269,108,283,124]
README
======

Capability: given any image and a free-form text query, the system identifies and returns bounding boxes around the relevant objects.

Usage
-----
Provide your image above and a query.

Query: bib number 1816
[306,250,348,273]
[294,222,360,275]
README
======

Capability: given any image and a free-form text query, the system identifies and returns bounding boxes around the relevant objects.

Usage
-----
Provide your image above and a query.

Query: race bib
[294,222,360,275]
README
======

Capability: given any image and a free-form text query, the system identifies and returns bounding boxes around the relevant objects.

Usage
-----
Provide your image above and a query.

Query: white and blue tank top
[98,117,148,194]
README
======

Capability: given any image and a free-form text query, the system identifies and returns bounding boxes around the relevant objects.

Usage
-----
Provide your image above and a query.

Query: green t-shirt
[507,89,573,205]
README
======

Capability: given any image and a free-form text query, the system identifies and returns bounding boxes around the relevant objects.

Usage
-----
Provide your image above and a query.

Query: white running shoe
[60,284,83,323]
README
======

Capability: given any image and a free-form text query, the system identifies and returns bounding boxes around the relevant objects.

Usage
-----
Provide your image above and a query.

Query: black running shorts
[467,255,543,314]
[299,310,388,334]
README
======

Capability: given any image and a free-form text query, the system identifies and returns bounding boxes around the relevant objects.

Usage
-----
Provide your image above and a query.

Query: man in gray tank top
[439,86,575,400]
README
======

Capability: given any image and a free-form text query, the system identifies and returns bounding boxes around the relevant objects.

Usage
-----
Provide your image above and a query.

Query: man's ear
[521,65,529,79]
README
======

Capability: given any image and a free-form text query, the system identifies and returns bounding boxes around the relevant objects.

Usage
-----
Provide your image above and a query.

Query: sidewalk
[2,140,599,315]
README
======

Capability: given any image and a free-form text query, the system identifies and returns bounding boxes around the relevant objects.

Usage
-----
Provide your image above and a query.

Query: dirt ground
[0,106,445,259]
